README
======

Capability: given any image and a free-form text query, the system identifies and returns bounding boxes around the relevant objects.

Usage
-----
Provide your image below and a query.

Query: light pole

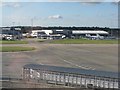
[31,18,33,35]
[31,18,33,27]
[31,16,37,29]
[12,22,15,26]
[12,22,15,40]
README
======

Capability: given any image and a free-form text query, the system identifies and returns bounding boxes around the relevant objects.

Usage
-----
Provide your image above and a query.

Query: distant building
[30,30,65,39]
[72,30,109,39]
[52,29,72,38]
[30,30,43,38]
[37,31,48,39]
[41,30,53,35]
[29,29,110,40]
[0,27,22,40]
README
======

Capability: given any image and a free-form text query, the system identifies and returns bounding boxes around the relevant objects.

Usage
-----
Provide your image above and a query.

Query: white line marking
[63,59,95,70]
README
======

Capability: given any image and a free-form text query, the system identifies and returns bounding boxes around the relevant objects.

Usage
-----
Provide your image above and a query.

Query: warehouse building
[23,64,118,89]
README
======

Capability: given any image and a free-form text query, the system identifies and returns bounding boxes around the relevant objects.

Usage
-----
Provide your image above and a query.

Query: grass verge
[0,40,28,44]
[0,46,35,52]
[38,39,47,42]
[50,39,118,44]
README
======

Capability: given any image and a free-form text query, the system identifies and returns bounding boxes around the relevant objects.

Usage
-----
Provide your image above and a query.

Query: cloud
[1,0,120,2]
[113,0,120,2]
[1,0,20,2]
[47,0,104,2]
[2,2,21,8]
[46,0,120,5]
[1,0,47,2]
[47,0,120,3]
[48,15,63,19]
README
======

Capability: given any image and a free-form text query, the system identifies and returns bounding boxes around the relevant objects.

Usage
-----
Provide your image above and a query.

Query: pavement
[2,38,118,79]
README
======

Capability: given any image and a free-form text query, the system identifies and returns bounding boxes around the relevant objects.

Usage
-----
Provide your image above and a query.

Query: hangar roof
[72,30,108,34]
[23,64,118,79]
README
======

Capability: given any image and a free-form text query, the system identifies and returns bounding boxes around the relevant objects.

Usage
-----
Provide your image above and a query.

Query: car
[5,35,13,40]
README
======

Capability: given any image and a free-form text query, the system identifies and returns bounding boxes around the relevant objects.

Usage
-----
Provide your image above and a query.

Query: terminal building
[23,64,119,89]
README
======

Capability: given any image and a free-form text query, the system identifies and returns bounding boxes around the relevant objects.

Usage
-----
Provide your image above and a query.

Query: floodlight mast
[31,18,33,27]
[31,17,36,31]
[12,22,15,40]
[31,18,33,32]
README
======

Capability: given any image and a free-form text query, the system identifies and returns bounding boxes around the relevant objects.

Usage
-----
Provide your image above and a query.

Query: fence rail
[0,76,119,89]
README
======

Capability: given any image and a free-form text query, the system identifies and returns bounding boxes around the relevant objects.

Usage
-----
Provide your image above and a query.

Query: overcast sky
[1,1,119,28]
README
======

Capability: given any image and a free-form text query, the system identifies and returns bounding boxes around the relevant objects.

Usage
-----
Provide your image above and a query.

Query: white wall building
[30,30,53,37]
[72,30,108,35]
[72,30,109,39]
[41,30,53,35]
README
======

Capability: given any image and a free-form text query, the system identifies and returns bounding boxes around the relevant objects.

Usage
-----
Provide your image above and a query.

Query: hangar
[72,30,109,39]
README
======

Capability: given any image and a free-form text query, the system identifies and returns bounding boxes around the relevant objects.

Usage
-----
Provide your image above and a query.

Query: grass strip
[0,46,35,52]
[0,40,28,44]
[50,39,118,44]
